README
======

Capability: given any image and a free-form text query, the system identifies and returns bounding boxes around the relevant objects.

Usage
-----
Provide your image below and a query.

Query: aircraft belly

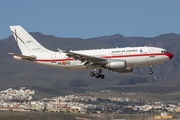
[126,55,169,67]
[35,59,104,70]
[126,56,148,67]
[36,61,84,70]
[148,56,169,65]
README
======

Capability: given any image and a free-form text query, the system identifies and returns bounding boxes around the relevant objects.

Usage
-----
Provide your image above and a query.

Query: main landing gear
[90,69,105,79]
[149,65,153,75]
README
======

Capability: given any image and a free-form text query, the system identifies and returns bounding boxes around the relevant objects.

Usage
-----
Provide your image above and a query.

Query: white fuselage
[32,46,172,70]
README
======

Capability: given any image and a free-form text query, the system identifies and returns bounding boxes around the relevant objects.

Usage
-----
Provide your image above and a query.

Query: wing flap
[63,51,108,68]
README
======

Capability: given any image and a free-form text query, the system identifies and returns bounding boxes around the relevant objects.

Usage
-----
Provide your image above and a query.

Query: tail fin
[9,25,53,55]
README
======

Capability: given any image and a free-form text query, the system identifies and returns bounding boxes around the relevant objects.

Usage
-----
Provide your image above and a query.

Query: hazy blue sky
[1,0,180,39]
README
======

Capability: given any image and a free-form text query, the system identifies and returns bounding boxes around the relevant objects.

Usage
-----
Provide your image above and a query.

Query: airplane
[9,25,174,79]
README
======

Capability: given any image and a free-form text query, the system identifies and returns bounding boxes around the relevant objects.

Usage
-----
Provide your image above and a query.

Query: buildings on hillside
[0,87,180,117]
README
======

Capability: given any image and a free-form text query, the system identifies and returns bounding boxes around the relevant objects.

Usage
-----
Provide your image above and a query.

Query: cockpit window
[161,51,167,53]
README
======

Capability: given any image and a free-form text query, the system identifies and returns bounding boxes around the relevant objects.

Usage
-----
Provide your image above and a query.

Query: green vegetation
[29,80,180,103]
[0,111,76,120]
[1,111,175,120]
[93,81,180,103]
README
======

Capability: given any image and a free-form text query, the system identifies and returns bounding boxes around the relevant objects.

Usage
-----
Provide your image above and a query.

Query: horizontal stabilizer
[8,53,36,61]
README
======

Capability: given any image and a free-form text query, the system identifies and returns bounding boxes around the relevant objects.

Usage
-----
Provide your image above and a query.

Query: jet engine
[105,60,126,69]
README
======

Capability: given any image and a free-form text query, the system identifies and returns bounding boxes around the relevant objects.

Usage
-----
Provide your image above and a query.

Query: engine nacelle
[105,60,126,69]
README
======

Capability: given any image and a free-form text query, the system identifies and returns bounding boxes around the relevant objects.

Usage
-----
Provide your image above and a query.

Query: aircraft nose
[167,52,174,59]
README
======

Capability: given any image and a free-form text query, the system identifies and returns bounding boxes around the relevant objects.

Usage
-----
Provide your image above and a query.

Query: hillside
[0,33,179,97]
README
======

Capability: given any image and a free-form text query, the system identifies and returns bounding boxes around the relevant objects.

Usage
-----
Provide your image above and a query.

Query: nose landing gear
[149,65,153,75]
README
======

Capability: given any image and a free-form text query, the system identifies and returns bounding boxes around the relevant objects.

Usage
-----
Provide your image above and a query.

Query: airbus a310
[9,26,174,79]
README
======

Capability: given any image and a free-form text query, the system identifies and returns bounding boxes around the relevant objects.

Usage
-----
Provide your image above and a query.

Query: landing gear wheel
[90,69,105,79]
[149,65,154,75]
[149,71,153,75]
[95,73,100,78]
[100,74,105,79]
[90,72,95,77]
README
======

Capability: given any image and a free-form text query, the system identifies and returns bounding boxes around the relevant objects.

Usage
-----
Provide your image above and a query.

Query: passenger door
[51,54,56,63]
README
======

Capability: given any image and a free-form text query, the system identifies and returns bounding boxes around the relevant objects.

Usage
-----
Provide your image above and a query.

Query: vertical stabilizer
[10,26,53,55]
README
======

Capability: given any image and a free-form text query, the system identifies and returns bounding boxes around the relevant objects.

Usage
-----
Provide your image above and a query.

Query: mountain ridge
[0,32,179,93]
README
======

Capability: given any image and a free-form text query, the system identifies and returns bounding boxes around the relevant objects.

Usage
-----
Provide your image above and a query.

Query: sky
[1,0,180,39]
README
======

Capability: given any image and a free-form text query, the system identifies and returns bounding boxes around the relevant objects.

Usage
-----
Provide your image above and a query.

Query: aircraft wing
[64,50,133,73]
[8,53,36,61]
[63,50,107,67]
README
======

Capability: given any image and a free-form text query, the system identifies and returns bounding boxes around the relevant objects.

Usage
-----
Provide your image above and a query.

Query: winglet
[58,48,67,53]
